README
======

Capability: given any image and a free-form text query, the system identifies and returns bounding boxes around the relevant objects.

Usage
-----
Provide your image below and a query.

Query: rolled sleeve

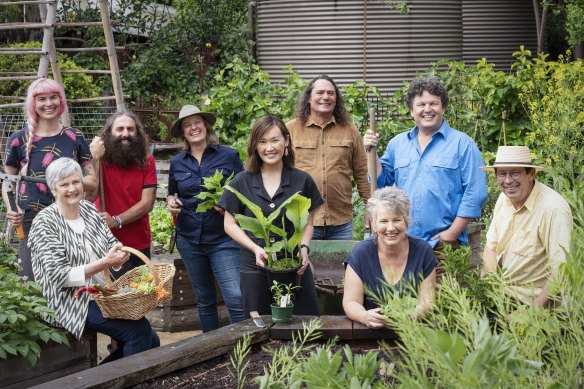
[377,144,396,188]
[456,142,488,218]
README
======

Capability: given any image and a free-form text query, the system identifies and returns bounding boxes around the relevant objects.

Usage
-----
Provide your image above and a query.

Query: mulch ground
[132,339,397,388]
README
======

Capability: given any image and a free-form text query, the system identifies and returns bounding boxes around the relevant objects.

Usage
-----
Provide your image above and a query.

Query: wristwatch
[300,244,310,254]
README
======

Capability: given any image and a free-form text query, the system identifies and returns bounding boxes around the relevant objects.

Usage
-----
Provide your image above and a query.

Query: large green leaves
[225,186,311,259]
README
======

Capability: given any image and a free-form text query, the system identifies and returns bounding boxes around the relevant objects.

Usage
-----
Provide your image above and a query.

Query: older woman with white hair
[28,157,160,364]
[343,187,437,328]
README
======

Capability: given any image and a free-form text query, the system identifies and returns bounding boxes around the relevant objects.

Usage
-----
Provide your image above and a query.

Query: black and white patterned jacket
[28,200,119,339]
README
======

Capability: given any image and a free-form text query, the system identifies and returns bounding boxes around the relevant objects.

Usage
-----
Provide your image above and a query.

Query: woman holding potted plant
[343,187,437,328]
[220,115,323,317]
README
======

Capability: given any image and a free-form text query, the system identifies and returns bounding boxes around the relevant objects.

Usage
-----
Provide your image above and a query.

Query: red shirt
[94,155,157,250]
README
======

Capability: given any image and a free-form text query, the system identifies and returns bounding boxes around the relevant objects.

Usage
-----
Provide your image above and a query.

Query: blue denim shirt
[168,144,243,245]
[377,120,487,247]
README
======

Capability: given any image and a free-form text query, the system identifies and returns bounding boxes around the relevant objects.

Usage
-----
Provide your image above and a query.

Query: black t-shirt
[218,166,324,256]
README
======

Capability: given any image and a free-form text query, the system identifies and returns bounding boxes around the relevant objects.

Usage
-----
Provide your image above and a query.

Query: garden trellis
[0,0,125,110]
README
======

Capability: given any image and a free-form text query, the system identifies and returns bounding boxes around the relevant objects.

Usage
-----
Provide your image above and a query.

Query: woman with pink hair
[2,78,97,280]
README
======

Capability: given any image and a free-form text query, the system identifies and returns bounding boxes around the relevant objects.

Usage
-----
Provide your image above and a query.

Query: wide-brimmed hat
[481,146,545,172]
[170,105,216,138]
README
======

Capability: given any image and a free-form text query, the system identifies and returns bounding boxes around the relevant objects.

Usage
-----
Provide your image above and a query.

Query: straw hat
[481,146,544,172]
[170,105,216,138]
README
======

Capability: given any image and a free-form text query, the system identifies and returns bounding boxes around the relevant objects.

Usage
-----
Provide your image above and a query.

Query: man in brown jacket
[286,75,370,240]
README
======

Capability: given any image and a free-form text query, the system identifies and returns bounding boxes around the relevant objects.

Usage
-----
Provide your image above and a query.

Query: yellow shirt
[486,181,573,304]
[286,116,370,227]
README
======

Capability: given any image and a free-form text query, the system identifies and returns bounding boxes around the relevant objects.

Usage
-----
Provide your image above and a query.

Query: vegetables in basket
[74,265,170,301]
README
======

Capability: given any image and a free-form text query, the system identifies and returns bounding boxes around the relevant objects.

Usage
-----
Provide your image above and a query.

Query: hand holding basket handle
[94,246,175,320]
[105,243,130,269]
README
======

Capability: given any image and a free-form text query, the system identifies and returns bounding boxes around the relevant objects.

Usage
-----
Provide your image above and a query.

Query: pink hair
[22,78,68,173]
[25,78,68,130]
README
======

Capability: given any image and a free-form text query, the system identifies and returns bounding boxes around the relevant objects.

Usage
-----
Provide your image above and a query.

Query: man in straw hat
[481,145,572,307]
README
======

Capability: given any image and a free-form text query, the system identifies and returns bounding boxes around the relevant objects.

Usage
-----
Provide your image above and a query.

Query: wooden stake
[367,107,377,194]
[98,0,125,110]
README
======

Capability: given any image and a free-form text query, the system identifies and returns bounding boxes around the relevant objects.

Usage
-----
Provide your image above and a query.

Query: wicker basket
[93,246,175,320]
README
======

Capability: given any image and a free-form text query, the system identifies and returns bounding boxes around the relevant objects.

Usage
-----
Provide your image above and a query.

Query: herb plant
[195,170,234,212]
[270,280,299,307]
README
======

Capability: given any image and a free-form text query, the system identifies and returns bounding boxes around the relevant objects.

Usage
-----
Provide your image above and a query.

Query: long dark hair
[293,75,350,126]
[245,115,295,174]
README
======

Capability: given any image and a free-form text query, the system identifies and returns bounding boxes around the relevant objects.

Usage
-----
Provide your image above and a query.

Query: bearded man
[88,110,157,277]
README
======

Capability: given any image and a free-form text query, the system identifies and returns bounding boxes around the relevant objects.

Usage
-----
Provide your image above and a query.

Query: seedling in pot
[271,280,299,307]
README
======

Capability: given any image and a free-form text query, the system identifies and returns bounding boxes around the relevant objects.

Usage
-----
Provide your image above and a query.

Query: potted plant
[270,280,298,324]
[224,186,311,286]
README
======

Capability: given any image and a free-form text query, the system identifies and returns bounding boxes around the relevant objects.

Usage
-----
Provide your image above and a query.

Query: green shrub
[0,42,101,104]
[0,241,68,366]
[149,202,174,252]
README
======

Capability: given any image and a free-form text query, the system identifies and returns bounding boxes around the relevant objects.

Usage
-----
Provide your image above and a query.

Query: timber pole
[98,0,125,110]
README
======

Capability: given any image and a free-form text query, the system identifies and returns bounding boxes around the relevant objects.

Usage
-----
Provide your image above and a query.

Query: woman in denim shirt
[166,105,244,332]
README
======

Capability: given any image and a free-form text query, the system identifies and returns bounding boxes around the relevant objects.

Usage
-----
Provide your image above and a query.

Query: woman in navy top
[167,105,244,332]
[343,187,437,328]
[219,115,324,317]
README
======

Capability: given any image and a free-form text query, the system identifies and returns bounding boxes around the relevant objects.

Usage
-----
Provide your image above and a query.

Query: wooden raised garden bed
[29,316,396,389]
[1,331,97,389]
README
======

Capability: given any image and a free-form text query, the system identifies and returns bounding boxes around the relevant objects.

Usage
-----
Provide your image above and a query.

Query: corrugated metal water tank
[462,0,537,70]
[256,0,536,95]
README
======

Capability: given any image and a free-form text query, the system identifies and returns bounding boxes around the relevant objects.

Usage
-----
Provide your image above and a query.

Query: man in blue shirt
[363,77,487,257]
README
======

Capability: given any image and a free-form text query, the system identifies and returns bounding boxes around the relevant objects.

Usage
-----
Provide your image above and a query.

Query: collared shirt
[286,116,370,227]
[94,155,157,250]
[218,166,324,259]
[486,181,572,304]
[378,120,487,246]
[168,144,243,245]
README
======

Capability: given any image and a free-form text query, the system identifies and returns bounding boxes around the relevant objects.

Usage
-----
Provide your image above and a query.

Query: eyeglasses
[496,170,524,180]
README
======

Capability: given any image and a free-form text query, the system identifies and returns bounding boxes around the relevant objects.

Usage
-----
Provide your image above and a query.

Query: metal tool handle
[6,186,24,240]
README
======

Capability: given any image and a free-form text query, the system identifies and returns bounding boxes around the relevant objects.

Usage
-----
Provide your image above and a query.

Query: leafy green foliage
[270,281,299,307]
[205,57,290,144]
[0,42,101,103]
[194,170,234,212]
[228,333,252,389]
[0,242,69,365]
[565,0,584,46]
[121,0,251,103]
[225,187,310,268]
[149,202,174,252]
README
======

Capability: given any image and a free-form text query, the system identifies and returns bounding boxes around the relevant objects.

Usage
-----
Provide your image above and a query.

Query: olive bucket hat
[170,105,216,138]
[480,146,545,172]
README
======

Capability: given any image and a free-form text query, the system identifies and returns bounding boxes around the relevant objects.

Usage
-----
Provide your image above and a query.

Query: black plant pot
[265,265,301,289]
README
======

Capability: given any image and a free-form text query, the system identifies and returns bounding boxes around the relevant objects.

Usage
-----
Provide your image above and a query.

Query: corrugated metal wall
[462,0,537,69]
[256,0,462,94]
[256,0,536,95]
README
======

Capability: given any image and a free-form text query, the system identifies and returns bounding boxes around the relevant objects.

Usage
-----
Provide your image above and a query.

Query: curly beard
[102,131,148,168]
